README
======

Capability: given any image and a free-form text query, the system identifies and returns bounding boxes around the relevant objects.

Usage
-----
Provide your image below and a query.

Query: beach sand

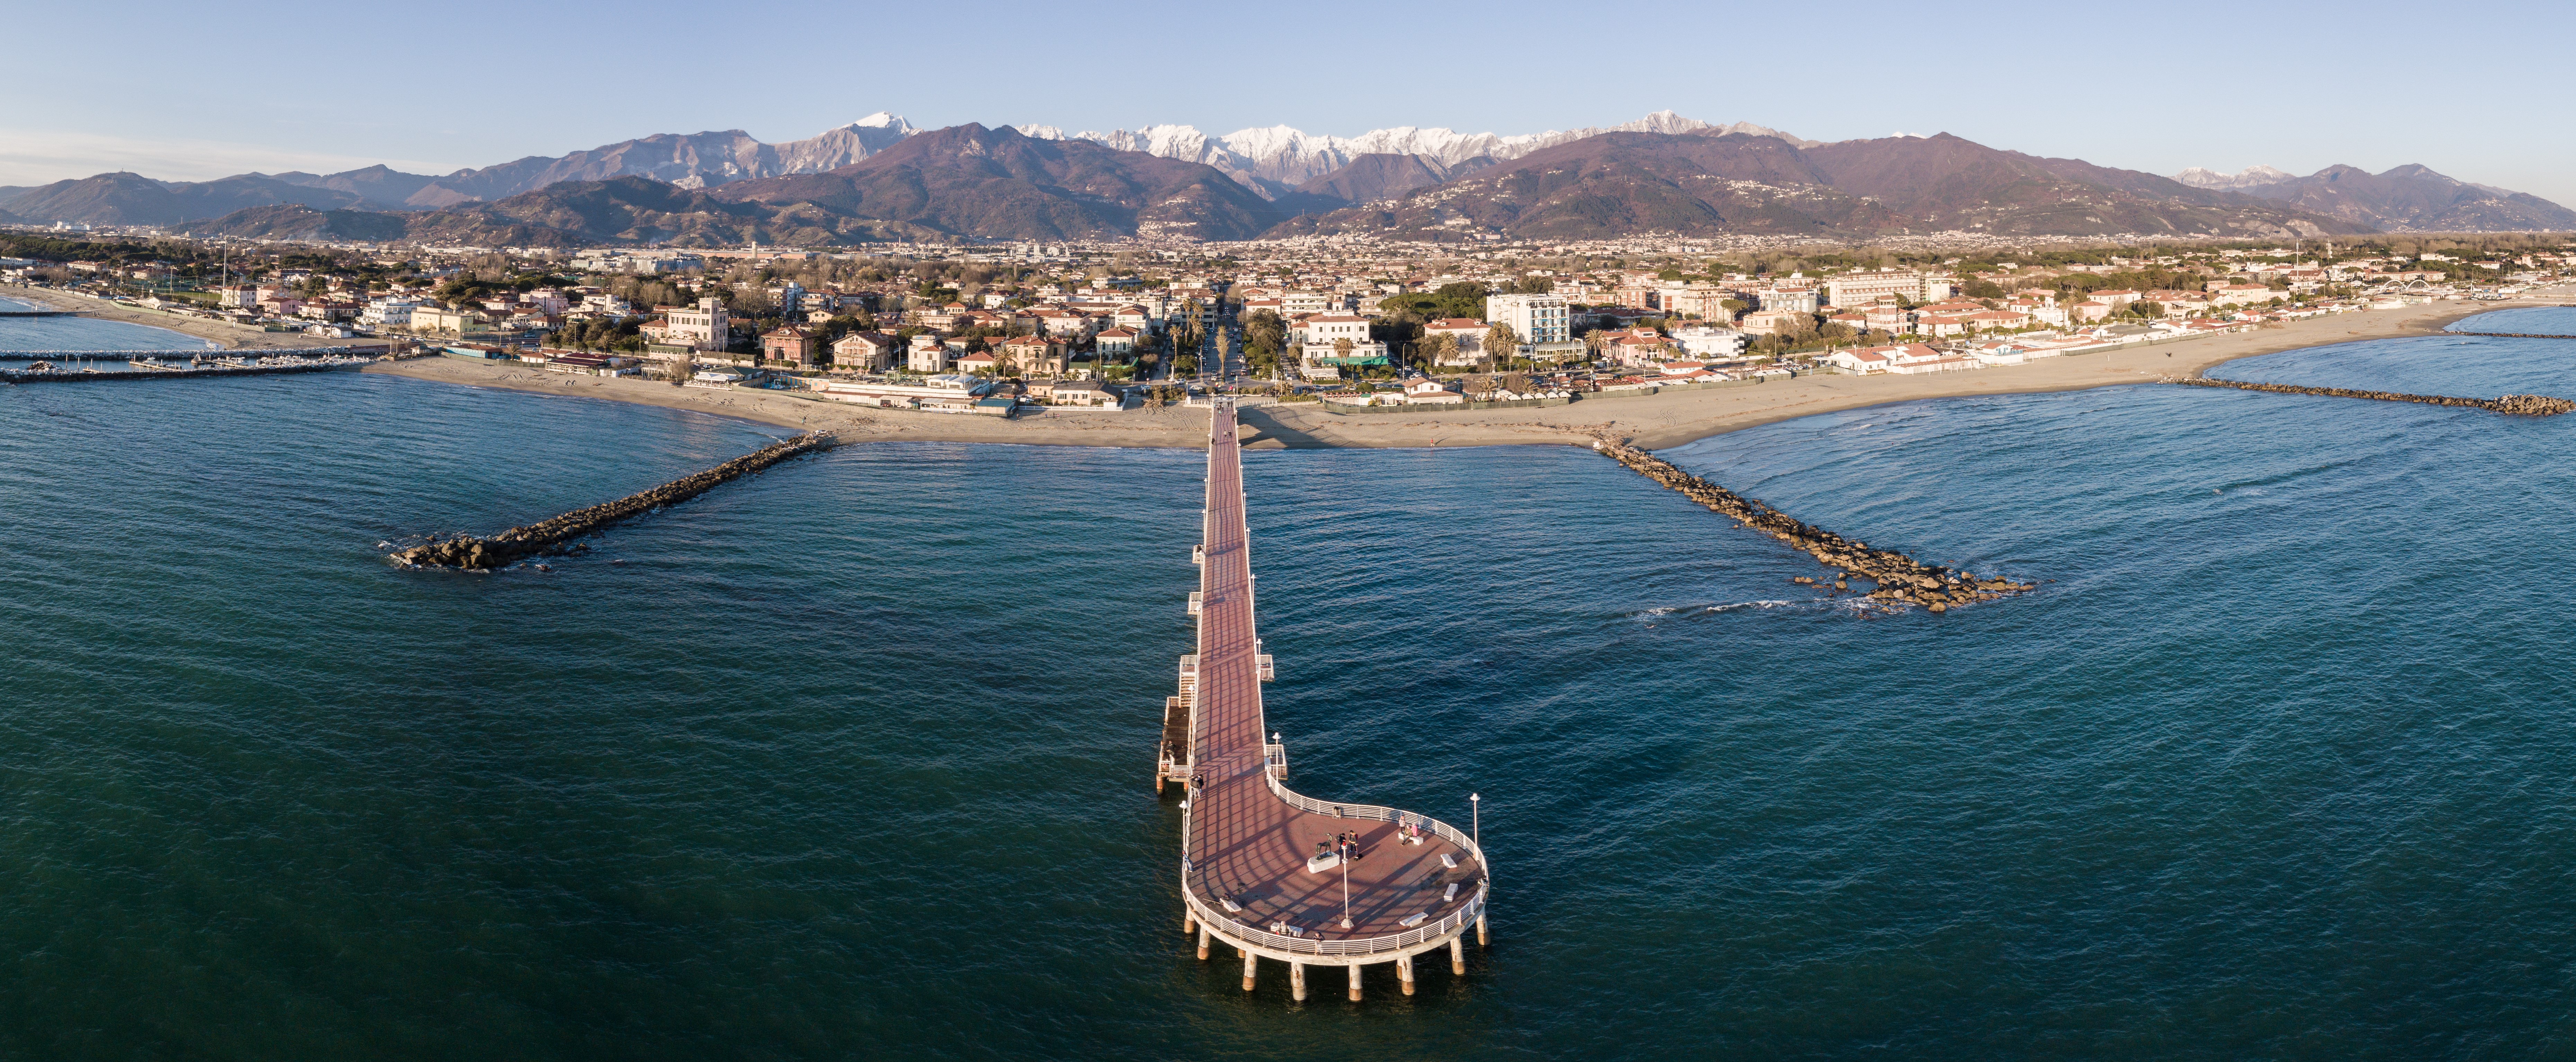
[3,285,352,351]
[366,290,2571,452]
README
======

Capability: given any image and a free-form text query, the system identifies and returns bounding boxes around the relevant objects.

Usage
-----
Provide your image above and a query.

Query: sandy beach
[366,290,2572,451]
[2,285,351,351]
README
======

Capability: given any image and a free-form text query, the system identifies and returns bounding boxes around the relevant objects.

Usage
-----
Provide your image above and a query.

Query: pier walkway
[1168,399,1489,1002]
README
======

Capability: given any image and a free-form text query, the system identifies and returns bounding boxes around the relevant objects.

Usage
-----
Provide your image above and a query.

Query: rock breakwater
[1591,439,2035,612]
[394,431,837,570]
[2172,377,2575,416]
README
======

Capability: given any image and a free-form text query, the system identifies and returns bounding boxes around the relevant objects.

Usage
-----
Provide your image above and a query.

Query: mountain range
[1271,131,2368,242]
[1,112,2565,243]
[2171,163,2576,231]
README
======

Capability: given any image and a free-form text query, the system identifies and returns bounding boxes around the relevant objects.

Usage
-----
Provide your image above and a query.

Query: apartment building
[1483,293,1571,348]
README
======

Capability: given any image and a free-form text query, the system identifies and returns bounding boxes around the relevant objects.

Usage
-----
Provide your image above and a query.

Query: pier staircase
[1158,655,1199,788]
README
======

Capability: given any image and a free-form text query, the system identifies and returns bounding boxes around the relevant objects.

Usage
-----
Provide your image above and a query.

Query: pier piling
[1290,962,1308,1001]
[1242,953,1258,992]
[1451,937,1466,975]
[1348,964,1364,1002]
[1477,915,1488,947]
[1196,926,1209,960]
[1397,955,1416,996]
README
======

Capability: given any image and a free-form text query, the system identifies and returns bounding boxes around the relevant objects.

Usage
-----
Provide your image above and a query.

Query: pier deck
[1176,401,1487,995]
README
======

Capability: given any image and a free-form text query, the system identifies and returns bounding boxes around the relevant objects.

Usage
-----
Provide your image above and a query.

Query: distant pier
[0,357,370,384]
[1166,400,1490,1002]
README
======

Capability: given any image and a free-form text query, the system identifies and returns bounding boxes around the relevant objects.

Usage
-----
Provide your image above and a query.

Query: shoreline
[366,292,2571,452]
[1,285,351,352]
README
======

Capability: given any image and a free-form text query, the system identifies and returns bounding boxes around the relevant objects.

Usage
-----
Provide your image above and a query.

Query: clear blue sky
[9,0,2575,206]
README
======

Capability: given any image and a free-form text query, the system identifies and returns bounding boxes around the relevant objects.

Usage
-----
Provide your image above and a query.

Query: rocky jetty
[2447,331,2576,341]
[1590,438,2035,612]
[394,432,837,570]
[2172,377,2575,416]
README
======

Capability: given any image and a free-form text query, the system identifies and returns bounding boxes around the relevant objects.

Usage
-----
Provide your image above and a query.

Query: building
[410,306,488,335]
[358,298,419,328]
[1756,286,1820,314]
[648,297,730,351]
[1667,325,1748,359]
[1664,284,1732,319]
[1295,315,1388,378]
[1825,270,1923,306]
[761,325,817,366]
[1404,378,1465,404]
[1823,342,1948,374]
[831,331,897,372]
[1483,294,1571,349]
[1000,335,1065,377]
[1421,318,1486,365]
[1035,378,1118,407]
[1095,327,1139,356]
[1738,309,1807,334]
[2209,284,2278,306]
[907,334,952,373]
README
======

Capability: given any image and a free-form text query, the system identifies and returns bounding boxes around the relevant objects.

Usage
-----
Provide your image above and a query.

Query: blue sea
[3,310,2574,1059]
[0,292,215,355]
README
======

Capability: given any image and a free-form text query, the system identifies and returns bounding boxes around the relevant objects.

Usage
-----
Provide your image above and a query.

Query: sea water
[0,292,215,355]
[3,311,2574,1059]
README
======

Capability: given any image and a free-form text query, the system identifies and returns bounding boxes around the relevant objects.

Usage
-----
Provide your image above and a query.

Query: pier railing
[1182,776,1491,959]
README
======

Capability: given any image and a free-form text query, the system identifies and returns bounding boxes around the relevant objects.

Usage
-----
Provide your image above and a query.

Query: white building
[359,298,420,328]
[1667,325,1747,359]
[649,297,730,351]
[1421,318,1487,366]
[1296,314,1389,378]
[1483,293,1571,349]
[907,333,953,373]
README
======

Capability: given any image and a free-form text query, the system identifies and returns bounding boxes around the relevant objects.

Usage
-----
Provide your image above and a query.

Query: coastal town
[5,227,2571,417]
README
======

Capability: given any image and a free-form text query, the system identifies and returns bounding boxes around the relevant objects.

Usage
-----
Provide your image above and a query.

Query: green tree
[1483,322,1520,370]
[1418,332,1457,368]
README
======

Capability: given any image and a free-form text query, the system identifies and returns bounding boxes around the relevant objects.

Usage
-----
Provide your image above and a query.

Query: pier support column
[1477,914,1488,947]
[1290,962,1307,1001]
[1348,963,1364,1002]
[1397,954,1415,996]
[1242,952,1258,992]
[1197,926,1209,960]
[1450,936,1466,975]
[1182,909,1193,934]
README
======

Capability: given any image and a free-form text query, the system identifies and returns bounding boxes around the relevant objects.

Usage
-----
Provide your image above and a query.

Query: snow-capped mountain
[2171,164,2297,190]
[762,111,919,180]
[1019,111,1816,197]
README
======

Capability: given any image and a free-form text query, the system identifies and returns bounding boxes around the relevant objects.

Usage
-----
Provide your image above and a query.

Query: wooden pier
[1165,400,1489,1002]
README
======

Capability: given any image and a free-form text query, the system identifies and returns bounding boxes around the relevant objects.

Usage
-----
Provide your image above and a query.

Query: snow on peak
[2172,164,2297,189]
[851,111,912,131]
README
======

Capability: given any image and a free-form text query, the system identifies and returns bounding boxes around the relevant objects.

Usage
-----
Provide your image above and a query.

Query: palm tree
[1483,322,1520,373]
